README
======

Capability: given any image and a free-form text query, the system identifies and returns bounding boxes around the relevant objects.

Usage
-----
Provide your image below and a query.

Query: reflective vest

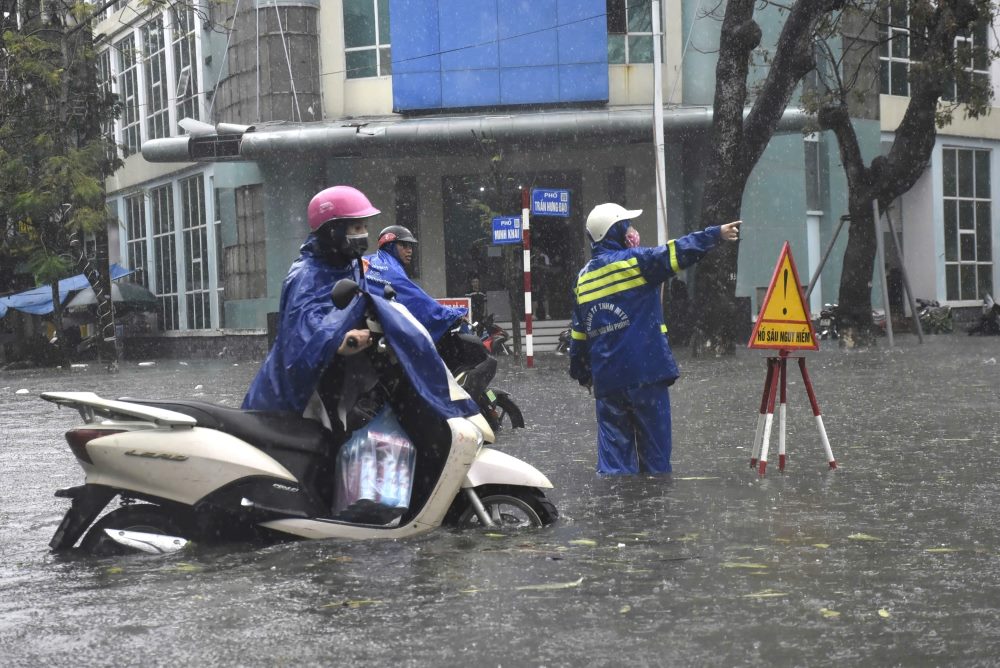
[569,227,721,398]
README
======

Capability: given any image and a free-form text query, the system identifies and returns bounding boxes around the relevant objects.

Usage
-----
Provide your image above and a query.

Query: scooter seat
[118,398,334,457]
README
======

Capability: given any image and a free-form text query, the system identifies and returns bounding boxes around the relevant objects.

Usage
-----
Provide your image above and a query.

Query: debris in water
[847,533,883,542]
[569,539,597,547]
[515,576,584,591]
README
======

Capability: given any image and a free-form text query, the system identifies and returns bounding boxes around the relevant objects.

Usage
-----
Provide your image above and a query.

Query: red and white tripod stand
[749,350,837,476]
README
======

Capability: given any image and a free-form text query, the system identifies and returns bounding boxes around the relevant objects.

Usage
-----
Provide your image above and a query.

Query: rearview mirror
[331,279,360,309]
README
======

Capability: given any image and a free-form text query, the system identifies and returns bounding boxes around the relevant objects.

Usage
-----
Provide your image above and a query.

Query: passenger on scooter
[363,225,468,343]
[242,185,379,427]
[364,227,494,401]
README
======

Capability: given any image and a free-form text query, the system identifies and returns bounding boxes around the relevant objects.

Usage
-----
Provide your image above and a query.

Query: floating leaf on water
[619,605,631,614]
[775,538,792,543]
[515,576,584,591]
[812,543,830,549]
[106,566,123,574]
[460,588,481,594]
[925,547,959,553]
[484,533,505,538]
[878,608,891,618]
[173,562,202,572]
[847,533,883,542]
[675,476,720,481]
[722,562,768,569]
[743,589,787,599]
[819,608,841,619]
[569,539,598,547]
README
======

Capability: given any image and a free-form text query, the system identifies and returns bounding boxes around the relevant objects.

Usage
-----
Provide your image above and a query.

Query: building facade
[96,0,992,350]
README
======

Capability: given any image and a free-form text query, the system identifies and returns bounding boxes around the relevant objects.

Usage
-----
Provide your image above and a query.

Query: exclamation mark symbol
[782,269,788,315]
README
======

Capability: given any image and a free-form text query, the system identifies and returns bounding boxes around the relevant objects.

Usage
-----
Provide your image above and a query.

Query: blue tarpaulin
[0,264,134,318]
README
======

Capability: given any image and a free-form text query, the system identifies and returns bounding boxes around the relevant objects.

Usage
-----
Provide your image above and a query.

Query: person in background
[569,202,741,475]
[242,185,378,431]
[465,275,487,329]
[363,225,467,343]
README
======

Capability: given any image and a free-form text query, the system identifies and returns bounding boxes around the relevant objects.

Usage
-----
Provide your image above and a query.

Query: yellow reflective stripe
[576,276,648,304]
[667,240,679,274]
[576,266,644,300]
[660,324,668,334]
[571,329,587,340]
[577,258,639,286]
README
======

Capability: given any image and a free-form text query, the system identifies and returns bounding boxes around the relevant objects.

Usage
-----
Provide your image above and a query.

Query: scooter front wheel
[80,505,189,556]
[447,485,557,529]
[488,394,524,431]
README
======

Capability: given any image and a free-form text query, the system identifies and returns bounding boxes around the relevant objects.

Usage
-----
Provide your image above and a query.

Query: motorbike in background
[555,328,571,354]
[967,294,1000,336]
[816,304,840,340]
[916,298,954,334]
[41,279,555,556]
[475,314,513,355]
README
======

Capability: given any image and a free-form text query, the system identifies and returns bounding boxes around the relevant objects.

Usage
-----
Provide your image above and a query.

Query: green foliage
[0,3,119,288]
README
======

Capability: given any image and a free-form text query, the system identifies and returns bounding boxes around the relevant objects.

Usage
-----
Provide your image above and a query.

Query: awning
[0,264,135,317]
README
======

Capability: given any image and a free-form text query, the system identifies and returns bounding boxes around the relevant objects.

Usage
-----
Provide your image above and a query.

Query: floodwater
[2,335,1000,666]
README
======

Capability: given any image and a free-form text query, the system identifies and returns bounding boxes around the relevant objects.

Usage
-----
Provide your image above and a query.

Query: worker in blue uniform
[569,203,742,475]
[363,225,467,343]
[243,185,380,429]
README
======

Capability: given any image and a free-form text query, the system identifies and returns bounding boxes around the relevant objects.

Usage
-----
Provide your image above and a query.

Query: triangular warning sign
[748,242,818,350]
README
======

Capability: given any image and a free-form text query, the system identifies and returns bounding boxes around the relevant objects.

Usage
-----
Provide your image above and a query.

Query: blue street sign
[492,216,522,244]
[530,188,571,217]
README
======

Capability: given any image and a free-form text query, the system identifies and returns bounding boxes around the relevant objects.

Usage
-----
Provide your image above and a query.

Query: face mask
[345,233,369,257]
[625,228,641,248]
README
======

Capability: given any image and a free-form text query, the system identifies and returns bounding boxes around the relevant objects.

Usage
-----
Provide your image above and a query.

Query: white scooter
[42,281,556,556]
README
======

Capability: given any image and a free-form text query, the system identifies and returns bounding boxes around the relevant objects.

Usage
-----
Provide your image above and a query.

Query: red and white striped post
[521,188,534,368]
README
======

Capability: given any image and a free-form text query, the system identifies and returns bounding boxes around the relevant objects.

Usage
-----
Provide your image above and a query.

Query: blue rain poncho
[243,236,479,422]
[363,247,467,343]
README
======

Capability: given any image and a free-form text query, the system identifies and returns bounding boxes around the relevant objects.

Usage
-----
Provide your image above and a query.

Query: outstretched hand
[721,220,742,242]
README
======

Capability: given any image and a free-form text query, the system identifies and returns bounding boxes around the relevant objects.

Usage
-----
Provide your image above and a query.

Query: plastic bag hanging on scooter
[333,405,416,525]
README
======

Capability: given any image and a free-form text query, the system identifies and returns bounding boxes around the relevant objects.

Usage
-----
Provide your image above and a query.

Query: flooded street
[2,335,1000,666]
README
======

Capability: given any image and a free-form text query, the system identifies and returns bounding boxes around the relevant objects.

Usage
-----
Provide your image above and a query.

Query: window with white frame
[115,33,141,155]
[100,7,202,156]
[212,182,226,328]
[942,20,990,103]
[607,0,657,65]
[943,147,992,301]
[124,193,148,287]
[181,175,211,330]
[143,17,169,141]
[878,0,910,96]
[880,1,989,102]
[96,50,115,148]
[172,6,200,131]
[343,0,391,79]
[150,184,179,330]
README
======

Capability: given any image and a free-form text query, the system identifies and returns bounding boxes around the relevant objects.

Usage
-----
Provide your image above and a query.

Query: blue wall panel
[391,0,607,111]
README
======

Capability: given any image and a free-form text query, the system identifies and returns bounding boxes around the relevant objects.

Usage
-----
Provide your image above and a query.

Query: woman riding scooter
[242,185,381,433]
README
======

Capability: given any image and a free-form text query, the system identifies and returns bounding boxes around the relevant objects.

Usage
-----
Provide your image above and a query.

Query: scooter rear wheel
[448,486,557,529]
[80,505,188,556]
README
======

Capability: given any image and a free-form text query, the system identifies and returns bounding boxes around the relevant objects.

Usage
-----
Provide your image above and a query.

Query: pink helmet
[307,186,381,231]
